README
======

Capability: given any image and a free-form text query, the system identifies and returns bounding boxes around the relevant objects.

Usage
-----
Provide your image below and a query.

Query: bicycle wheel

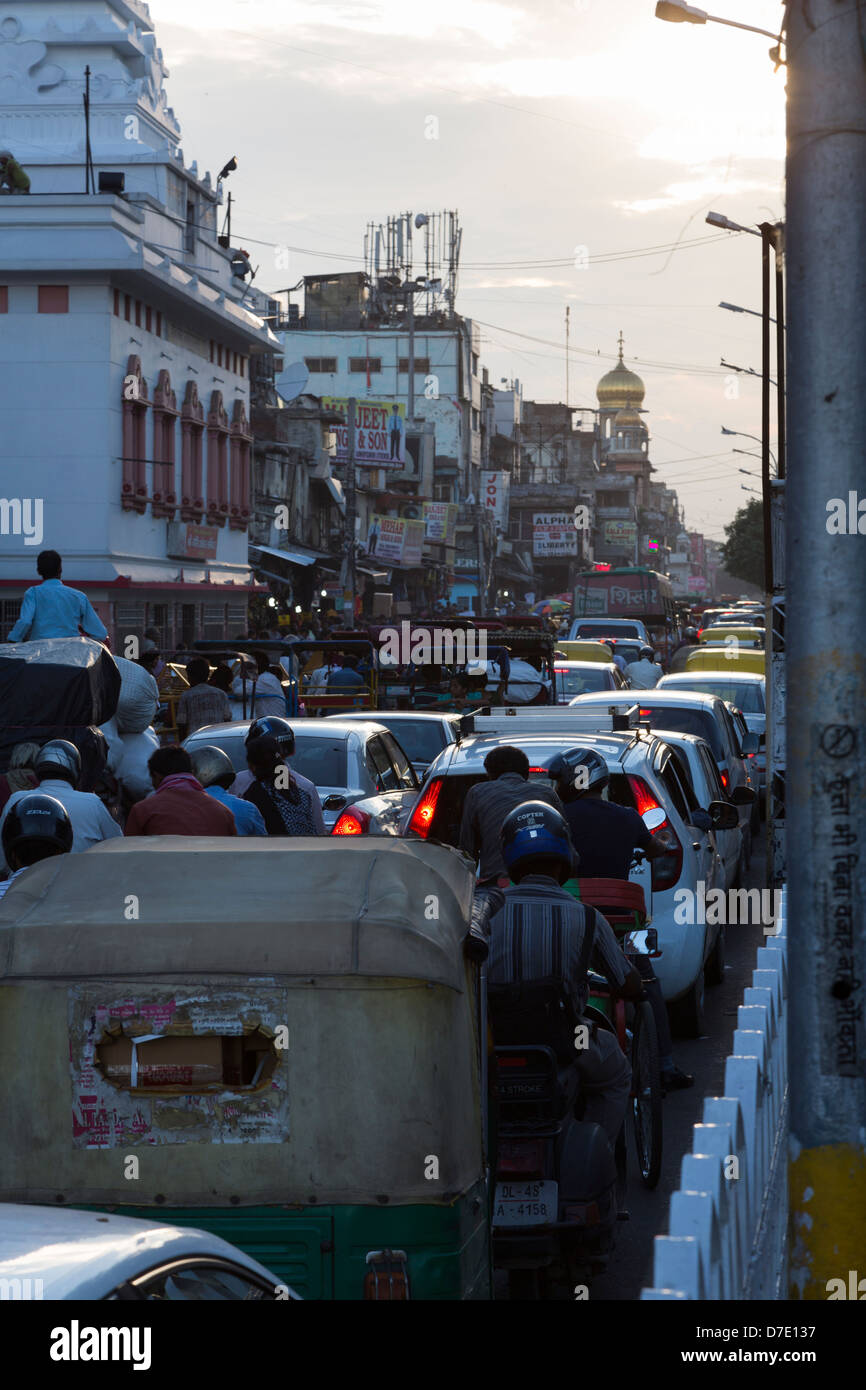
[631,999,663,1189]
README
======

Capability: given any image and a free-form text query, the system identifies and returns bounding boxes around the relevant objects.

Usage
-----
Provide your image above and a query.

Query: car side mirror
[322,793,346,810]
[729,785,756,806]
[709,800,739,830]
[741,731,760,755]
[642,807,666,832]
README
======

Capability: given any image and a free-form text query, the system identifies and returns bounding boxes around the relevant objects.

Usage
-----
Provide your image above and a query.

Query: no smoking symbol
[820,725,856,759]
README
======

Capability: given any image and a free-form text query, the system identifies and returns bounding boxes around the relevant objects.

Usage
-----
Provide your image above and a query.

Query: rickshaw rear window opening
[94,1027,278,1094]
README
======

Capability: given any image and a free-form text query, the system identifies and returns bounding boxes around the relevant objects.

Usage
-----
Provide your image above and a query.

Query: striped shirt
[459,772,568,880]
[487,875,630,1017]
[176,683,233,735]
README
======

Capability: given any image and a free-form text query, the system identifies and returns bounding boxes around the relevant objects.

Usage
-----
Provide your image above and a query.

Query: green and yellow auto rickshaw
[0,838,491,1299]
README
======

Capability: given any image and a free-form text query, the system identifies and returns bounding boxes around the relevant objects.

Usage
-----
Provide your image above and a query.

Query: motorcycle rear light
[332,807,371,835]
[498,1139,544,1174]
[407,776,443,838]
[527,766,548,774]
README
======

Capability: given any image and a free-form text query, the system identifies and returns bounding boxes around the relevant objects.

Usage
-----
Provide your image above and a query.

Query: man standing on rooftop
[7,551,108,643]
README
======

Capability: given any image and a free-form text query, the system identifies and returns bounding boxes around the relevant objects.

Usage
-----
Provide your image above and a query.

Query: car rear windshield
[636,706,724,761]
[556,667,614,697]
[190,731,347,785]
[574,621,641,638]
[668,680,764,714]
[425,770,633,848]
[376,719,446,766]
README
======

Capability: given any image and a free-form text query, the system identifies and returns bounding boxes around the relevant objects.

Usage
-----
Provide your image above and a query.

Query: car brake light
[407,776,443,838]
[720,770,729,788]
[627,775,683,892]
[332,807,371,835]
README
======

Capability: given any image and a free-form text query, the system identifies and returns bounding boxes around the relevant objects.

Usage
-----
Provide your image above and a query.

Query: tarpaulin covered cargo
[0,637,120,772]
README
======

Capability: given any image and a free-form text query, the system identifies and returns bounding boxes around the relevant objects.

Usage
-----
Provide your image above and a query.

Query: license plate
[493,1180,558,1228]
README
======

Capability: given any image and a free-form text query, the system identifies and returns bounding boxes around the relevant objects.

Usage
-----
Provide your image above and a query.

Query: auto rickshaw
[698,625,764,648]
[553,639,617,665]
[0,838,492,1300]
[686,646,766,675]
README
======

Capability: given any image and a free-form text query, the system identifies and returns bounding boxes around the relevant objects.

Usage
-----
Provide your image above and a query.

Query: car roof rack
[464,705,652,738]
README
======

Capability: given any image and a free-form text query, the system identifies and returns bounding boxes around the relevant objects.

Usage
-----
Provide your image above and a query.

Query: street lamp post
[655,3,781,44]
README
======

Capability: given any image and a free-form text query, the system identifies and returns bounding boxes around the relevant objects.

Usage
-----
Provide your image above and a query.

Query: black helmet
[246,716,294,755]
[2,793,74,869]
[500,801,574,884]
[189,745,236,789]
[638,646,655,662]
[683,626,697,640]
[547,747,609,800]
[34,739,81,787]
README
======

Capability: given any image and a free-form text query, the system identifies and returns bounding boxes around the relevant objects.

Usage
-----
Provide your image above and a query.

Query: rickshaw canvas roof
[0,839,475,992]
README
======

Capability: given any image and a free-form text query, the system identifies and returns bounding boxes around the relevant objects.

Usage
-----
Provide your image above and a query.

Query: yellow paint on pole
[789,1145,866,1298]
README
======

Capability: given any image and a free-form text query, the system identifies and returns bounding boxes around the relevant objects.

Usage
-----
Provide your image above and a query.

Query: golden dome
[597,334,645,410]
[613,407,645,429]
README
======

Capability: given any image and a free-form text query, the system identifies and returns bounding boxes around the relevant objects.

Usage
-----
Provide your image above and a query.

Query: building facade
[0,0,277,649]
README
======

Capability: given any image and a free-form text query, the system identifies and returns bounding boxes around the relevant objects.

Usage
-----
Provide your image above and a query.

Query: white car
[649,728,748,893]
[402,706,735,1034]
[183,719,420,834]
[658,670,767,796]
[553,660,628,704]
[0,1204,299,1301]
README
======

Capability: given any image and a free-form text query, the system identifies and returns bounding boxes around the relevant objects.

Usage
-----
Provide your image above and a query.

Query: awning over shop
[249,544,327,568]
[315,476,346,513]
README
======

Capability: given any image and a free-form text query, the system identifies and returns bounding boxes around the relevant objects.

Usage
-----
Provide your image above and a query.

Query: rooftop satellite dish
[278,361,309,401]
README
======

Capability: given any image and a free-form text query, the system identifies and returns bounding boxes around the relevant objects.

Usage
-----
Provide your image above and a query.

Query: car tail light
[627,775,683,891]
[407,776,442,838]
[332,807,371,835]
[498,1139,544,1175]
[720,770,729,788]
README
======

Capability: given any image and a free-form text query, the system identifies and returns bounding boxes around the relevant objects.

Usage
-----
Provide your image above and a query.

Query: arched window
[152,370,179,519]
[180,381,205,523]
[121,355,149,513]
[206,391,230,526]
[229,399,253,532]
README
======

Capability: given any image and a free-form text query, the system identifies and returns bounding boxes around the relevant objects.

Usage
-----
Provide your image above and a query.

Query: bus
[571,567,677,649]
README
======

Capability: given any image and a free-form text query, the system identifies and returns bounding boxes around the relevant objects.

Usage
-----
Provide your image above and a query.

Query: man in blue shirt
[8,551,108,643]
[189,745,267,836]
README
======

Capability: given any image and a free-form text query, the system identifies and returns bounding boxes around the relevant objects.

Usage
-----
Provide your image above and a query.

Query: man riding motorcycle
[486,801,639,1146]
[548,749,693,1091]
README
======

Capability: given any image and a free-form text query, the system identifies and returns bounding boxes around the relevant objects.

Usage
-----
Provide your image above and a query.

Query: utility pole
[565,305,570,408]
[344,397,357,628]
[786,1,866,1297]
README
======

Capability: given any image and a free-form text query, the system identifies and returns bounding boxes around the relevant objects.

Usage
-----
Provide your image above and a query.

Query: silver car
[324,710,467,781]
[183,720,419,834]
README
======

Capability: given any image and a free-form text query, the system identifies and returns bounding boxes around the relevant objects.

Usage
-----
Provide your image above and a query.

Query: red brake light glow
[407,777,443,838]
[627,775,661,818]
[332,808,371,835]
[720,770,729,788]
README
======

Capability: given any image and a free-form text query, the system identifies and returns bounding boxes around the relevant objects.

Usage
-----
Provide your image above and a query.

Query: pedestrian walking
[175,658,233,736]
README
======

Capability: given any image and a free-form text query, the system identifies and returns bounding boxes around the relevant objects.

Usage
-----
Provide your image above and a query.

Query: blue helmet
[500,801,574,883]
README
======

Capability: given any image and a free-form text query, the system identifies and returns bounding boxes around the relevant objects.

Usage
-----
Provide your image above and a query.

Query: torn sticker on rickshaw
[68,986,290,1148]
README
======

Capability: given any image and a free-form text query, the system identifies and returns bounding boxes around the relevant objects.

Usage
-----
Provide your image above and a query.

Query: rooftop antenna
[83,66,95,194]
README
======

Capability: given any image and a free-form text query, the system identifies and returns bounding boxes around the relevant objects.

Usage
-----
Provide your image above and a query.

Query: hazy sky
[148,0,786,541]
